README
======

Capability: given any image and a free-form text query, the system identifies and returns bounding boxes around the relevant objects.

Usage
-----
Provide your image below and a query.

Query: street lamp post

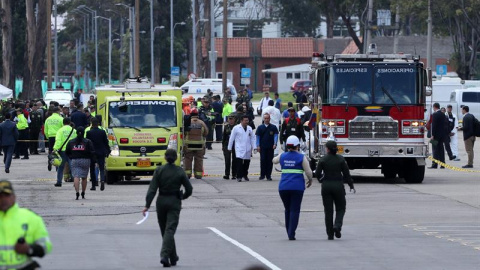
[150,0,154,84]
[96,16,112,84]
[54,0,58,87]
[72,9,90,90]
[153,26,165,84]
[116,3,135,78]
[106,9,126,82]
[171,21,186,82]
[78,5,98,86]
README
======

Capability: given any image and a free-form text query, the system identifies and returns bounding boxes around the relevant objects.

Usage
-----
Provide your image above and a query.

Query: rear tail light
[119,138,129,144]
[321,119,346,135]
[402,120,424,135]
[157,137,166,143]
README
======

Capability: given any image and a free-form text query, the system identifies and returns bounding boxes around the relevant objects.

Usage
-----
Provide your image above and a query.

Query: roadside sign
[171,66,180,76]
[241,68,251,78]
[171,75,180,83]
[241,78,250,85]
[436,65,447,76]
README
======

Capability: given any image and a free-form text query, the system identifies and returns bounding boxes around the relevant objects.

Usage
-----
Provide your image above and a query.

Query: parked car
[449,87,480,125]
[43,90,74,106]
[290,80,312,92]
[180,78,237,101]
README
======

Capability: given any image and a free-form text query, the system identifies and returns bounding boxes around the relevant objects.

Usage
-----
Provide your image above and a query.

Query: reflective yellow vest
[0,204,52,270]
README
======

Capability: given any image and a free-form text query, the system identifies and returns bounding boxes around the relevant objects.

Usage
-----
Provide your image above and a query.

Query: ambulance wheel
[383,171,397,179]
[106,171,118,184]
[403,160,425,183]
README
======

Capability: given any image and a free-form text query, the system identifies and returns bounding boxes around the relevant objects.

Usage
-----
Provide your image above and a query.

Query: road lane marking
[207,227,281,270]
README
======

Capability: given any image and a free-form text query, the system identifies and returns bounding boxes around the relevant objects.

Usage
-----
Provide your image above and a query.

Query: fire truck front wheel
[403,160,425,184]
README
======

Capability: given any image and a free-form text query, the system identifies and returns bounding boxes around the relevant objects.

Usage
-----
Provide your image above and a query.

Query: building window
[286,73,292,79]
[295,73,301,79]
[264,79,271,86]
[264,65,271,79]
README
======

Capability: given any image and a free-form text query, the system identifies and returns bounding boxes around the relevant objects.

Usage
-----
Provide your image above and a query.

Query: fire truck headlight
[328,121,335,127]
[412,121,419,127]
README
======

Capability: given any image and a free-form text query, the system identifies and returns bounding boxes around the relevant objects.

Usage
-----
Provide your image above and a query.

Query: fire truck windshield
[324,65,419,105]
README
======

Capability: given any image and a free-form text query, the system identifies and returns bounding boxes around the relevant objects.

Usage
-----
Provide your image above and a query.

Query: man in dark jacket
[280,107,306,150]
[70,104,88,129]
[0,112,19,173]
[460,106,476,168]
[211,95,224,141]
[86,117,110,191]
[430,103,446,169]
[29,103,43,155]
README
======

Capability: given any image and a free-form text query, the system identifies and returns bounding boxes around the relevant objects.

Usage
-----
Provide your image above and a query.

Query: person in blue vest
[315,140,355,240]
[272,135,313,240]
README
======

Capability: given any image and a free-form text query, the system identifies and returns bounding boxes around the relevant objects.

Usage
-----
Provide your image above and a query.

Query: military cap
[0,180,14,194]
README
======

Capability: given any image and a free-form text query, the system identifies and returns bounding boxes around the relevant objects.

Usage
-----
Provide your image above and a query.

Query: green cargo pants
[156,196,181,259]
[321,180,346,236]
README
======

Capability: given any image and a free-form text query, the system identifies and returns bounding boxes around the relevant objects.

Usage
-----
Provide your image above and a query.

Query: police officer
[280,108,306,151]
[44,107,64,171]
[14,108,29,160]
[184,108,209,179]
[222,113,237,180]
[0,180,52,269]
[143,149,193,267]
[315,141,355,240]
[256,113,279,180]
[272,136,313,240]
[29,103,43,155]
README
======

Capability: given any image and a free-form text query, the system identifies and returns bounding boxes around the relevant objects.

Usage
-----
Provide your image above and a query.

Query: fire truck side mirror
[425,68,433,87]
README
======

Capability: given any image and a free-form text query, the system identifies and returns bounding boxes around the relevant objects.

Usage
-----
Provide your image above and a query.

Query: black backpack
[473,116,480,137]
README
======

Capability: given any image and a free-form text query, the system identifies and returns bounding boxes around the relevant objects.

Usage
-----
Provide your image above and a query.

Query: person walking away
[228,115,256,182]
[262,100,282,130]
[14,108,29,160]
[86,117,110,191]
[0,113,19,173]
[70,104,88,129]
[280,107,306,151]
[256,113,278,180]
[29,103,43,155]
[272,136,312,240]
[222,114,237,180]
[257,91,272,116]
[44,107,64,171]
[53,118,76,187]
[211,95,224,141]
[315,140,355,240]
[459,106,476,168]
[0,180,52,270]
[429,103,447,169]
[66,127,95,200]
[183,108,208,179]
[142,149,193,267]
[444,105,460,161]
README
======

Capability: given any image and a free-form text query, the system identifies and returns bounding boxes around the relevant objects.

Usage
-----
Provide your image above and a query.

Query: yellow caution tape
[427,156,480,173]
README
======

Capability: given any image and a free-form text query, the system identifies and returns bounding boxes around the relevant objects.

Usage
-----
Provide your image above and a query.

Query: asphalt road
[3,115,479,270]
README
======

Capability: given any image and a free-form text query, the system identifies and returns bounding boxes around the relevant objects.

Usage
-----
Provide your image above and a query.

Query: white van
[43,90,74,106]
[449,87,480,124]
[180,78,237,101]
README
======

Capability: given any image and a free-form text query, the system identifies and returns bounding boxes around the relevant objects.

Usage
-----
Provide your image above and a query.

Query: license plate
[337,146,344,154]
[137,159,151,167]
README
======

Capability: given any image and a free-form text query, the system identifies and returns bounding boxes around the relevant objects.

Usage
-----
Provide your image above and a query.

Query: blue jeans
[279,190,304,239]
[57,151,70,185]
[3,145,15,170]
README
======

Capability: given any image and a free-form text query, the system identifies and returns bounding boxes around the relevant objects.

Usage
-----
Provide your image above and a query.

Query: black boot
[333,227,342,239]
[90,185,96,191]
[170,256,179,266]
[81,192,85,199]
[160,257,171,267]
[100,182,105,191]
[76,192,79,200]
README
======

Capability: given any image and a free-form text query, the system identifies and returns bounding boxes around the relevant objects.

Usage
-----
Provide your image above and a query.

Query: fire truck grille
[349,121,398,139]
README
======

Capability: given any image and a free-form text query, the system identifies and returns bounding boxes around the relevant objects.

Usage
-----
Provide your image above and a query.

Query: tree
[23,0,49,99]
[0,0,14,91]
[274,0,322,37]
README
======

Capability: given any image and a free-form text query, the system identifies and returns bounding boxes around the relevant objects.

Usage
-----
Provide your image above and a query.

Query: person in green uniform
[315,140,356,240]
[142,149,193,267]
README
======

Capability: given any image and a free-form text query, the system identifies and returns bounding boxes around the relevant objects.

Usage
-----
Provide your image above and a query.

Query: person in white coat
[446,105,460,161]
[228,115,256,182]
[257,91,273,115]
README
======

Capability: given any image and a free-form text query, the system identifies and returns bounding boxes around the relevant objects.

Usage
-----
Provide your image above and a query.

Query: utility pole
[221,0,227,90]
[46,0,52,90]
[210,0,215,78]
[150,0,154,84]
[393,5,400,53]
[426,0,433,71]
[135,0,140,77]
[54,0,58,87]
[192,0,196,75]
[365,0,373,52]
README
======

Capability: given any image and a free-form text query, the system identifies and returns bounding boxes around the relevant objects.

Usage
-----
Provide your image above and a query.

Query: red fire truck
[308,45,431,183]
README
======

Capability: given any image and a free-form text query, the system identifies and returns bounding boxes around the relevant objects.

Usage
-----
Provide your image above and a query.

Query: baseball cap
[287,107,296,112]
[0,180,14,194]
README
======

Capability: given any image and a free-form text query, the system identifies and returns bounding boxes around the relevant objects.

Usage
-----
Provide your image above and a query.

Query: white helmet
[286,135,300,147]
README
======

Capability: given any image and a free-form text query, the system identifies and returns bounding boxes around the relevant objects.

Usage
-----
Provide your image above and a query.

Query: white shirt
[262,105,282,127]
[259,97,273,111]
[227,124,256,160]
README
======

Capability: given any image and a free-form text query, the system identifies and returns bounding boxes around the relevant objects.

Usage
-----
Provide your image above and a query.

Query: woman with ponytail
[66,126,95,200]
[142,149,193,267]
